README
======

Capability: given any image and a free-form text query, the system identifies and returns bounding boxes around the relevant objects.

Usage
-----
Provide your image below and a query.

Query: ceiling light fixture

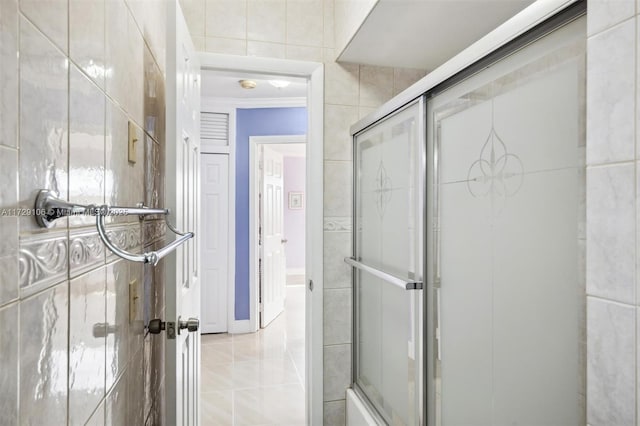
[239,79,257,89]
[269,79,291,89]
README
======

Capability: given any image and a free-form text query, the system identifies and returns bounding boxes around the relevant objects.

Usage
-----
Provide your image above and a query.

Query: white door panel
[201,154,229,333]
[166,2,201,425]
[260,146,286,327]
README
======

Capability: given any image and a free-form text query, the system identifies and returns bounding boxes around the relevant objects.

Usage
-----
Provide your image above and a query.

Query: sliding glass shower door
[427,15,586,426]
[351,100,425,425]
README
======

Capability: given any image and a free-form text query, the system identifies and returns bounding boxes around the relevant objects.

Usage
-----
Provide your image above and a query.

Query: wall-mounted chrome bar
[35,190,194,266]
[344,257,423,290]
[35,189,168,228]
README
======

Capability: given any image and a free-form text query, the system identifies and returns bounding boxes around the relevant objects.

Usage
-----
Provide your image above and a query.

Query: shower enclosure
[350,99,425,425]
[348,5,586,425]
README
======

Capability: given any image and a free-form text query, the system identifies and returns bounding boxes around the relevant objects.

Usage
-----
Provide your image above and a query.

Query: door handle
[148,318,166,334]
[179,317,200,333]
[148,318,177,339]
[281,238,288,244]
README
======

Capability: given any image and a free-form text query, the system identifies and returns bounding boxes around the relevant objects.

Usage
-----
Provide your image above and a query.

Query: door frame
[249,135,306,330]
[198,53,324,425]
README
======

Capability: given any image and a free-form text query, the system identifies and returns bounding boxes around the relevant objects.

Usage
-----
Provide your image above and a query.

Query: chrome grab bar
[344,257,423,290]
[34,189,194,266]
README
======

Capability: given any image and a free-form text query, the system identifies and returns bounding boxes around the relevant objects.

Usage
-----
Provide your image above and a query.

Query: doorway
[197,54,323,424]
[251,139,306,329]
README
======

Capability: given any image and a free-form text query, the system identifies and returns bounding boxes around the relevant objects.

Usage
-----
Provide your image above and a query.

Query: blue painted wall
[235,107,307,320]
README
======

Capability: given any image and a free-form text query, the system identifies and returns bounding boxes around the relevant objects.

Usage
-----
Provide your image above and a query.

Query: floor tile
[201,286,306,424]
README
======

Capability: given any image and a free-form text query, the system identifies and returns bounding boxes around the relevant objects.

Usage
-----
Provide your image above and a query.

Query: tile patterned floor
[201,285,306,425]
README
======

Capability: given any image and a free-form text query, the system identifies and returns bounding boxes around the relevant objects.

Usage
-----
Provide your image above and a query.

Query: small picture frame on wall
[289,192,304,210]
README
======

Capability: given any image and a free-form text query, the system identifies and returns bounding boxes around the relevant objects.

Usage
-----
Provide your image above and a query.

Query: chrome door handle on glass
[344,257,423,290]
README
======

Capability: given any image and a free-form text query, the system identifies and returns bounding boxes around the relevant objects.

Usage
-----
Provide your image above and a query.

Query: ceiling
[201,69,308,99]
[338,0,535,70]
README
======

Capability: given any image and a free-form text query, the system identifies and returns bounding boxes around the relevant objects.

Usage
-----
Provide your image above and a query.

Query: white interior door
[165,2,201,425]
[260,145,286,327]
[201,154,229,333]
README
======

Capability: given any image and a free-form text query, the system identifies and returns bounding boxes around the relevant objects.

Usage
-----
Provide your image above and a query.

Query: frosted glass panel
[356,104,422,278]
[356,270,411,423]
[429,17,586,426]
[354,101,424,425]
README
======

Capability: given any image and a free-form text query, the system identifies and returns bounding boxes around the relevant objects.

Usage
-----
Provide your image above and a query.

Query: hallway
[201,285,306,425]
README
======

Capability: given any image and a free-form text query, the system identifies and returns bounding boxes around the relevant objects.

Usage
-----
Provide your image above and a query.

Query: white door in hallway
[200,154,229,333]
[260,145,286,328]
[165,2,201,425]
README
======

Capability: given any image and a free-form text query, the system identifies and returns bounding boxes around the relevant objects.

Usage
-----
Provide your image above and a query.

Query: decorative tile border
[19,231,68,294]
[105,223,142,260]
[324,217,352,232]
[69,230,105,278]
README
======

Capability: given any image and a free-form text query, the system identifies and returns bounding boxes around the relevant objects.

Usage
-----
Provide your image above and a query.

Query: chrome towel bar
[344,257,423,290]
[35,189,194,266]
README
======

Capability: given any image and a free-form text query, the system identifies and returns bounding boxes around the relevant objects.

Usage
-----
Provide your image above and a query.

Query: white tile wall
[0,0,169,424]
[588,0,636,36]
[69,66,106,227]
[180,0,206,37]
[86,402,106,426]
[324,399,347,426]
[20,0,68,53]
[359,64,394,108]
[286,0,323,47]
[324,288,352,345]
[0,0,18,149]
[247,40,286,59]
[325,61,360,105]
[106,0,144,127]
[324,343,352,401]
[324,161,353,217]
[19,283,69,423]
[286,44,323,62]
[587,297,636,425]
[247,0,286,43]
[586,18,636,165]
[323,230,352,289]
[69,268,107,425]
[586,2,640,425]
[324,104,358,161]
[205,0,246,40]
[205,36,247,55]
[0,146,18,304]
[69,0,106,89]
[0,303,19,424]
[586,164,635,303]
[19,16,69,233]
